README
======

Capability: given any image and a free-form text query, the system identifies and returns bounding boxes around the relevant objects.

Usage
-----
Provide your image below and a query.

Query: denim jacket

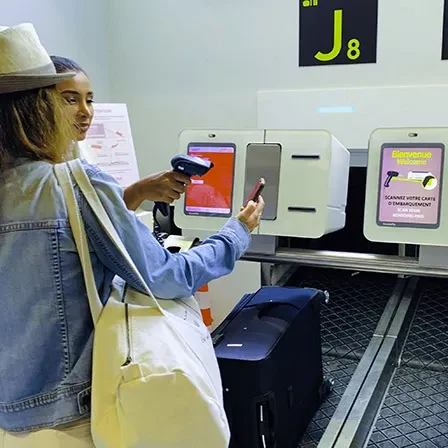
[0,159,251,433]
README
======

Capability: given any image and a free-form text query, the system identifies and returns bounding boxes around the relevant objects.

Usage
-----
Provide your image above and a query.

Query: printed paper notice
[80,104,140,187]
[377,144,444,229]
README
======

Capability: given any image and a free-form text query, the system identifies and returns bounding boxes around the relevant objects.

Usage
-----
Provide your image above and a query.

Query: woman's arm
[74,141,191,211]
[79,163,251,299]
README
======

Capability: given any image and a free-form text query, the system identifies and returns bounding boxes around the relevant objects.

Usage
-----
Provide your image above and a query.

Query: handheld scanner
[171,154,213,177]
[384,170,399,188]
[155,155,214,217]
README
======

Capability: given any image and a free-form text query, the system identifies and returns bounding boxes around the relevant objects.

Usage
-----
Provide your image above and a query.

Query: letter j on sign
[299,0,379,67]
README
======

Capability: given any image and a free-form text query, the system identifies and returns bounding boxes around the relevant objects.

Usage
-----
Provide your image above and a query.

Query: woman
[50,55,190,211]
[0,23,264,447]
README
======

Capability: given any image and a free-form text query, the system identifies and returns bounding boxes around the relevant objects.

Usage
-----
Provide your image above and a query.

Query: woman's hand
[139,170,191,203]
[237,196,265,233]
[124,170,191,211]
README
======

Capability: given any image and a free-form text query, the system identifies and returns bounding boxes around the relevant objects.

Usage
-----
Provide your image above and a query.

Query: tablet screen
[377,143,444,229]
[184,143,236,217]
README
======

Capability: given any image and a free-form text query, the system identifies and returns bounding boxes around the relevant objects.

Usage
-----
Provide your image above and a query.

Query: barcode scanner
[155,154,214,217]
[384,171,399,188]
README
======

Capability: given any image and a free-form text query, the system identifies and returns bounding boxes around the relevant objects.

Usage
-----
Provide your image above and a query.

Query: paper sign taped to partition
[79,104,140,187]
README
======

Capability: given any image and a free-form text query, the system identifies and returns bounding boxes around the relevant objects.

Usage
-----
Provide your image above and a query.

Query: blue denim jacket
[0,159,251,433]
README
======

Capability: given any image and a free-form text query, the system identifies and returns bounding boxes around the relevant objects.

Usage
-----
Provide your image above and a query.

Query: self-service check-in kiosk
[364,127,448,269]
[165,127,448,448]
[174,129,350,239]
[365,127,446,245]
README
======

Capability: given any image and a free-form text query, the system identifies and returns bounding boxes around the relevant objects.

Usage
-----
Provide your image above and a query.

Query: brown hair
[0,86,75,170]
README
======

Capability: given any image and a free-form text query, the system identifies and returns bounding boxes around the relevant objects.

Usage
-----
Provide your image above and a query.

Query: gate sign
[299,0,379,67]
[442,0,448,60]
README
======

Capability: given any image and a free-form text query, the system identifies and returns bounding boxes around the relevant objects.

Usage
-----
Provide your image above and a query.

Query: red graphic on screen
[185,146,235,215]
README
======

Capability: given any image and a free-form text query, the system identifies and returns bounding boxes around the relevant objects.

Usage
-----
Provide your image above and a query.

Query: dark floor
[287,268,397,448]
[368,279,448,448]
[297,269,397,360]
[299,356,359,448]
[368,367,448,448]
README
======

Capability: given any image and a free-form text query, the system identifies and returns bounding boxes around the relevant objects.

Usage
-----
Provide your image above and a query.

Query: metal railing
[242,248,448,278]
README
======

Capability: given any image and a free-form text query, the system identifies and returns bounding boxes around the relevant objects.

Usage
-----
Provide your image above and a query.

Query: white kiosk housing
[364,127,448,247]
[174,129,350,238]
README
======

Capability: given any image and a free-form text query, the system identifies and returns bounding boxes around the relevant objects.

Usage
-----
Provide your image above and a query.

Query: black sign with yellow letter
[299,0,378,67]
[442,0,448,60]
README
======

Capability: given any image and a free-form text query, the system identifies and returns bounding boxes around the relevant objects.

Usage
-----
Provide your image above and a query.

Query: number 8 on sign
[347,39,361,60]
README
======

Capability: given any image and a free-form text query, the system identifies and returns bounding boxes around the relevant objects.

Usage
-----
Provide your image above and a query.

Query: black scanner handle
[155,165,184,217]
[156,203,171,218]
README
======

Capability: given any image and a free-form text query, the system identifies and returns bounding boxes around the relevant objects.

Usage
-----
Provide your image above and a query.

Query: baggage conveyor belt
[284,268,398,447]
[284,268,448,448]
[367,278,448,448]
[300,356,358,447]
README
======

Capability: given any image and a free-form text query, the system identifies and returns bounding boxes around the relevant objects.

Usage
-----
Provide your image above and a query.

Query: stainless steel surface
[260,263,271,287]
[331,278,420,448]
[419,244,448,269]
[247,234,278,255]
[317,337,383,448]
[373,279,407,337]
[385,278,421,366]
[270,264,298,286]
[348,148,368,167]
[397,245,406,278]
[335,338,397,448]
[368,278,448,448]
[242,248,448,278]
[318,281,407,448]
[244,143,281,220]
[260,263,298,287]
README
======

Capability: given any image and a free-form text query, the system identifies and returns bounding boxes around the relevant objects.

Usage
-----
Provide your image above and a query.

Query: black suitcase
[212,286,332,448]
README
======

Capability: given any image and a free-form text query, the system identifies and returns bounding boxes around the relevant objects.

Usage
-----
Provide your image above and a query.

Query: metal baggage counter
[239,247,448,447]
[239,159,448,447]
[367,278,448,448]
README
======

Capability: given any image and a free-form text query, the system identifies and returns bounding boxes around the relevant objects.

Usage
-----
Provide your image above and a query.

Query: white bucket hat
[0,23,75,94]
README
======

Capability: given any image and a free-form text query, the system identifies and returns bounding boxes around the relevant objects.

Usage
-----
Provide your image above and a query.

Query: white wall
[4,0,448,173]
[0,0,111,100]
[1,0,262,317]
[107,0,448,175]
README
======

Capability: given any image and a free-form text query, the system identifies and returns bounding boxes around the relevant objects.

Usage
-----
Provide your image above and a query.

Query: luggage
[212,286,332,448]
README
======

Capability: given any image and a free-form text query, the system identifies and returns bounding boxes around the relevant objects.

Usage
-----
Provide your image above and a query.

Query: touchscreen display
[377,143,444,228]
[185,143,236,217]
